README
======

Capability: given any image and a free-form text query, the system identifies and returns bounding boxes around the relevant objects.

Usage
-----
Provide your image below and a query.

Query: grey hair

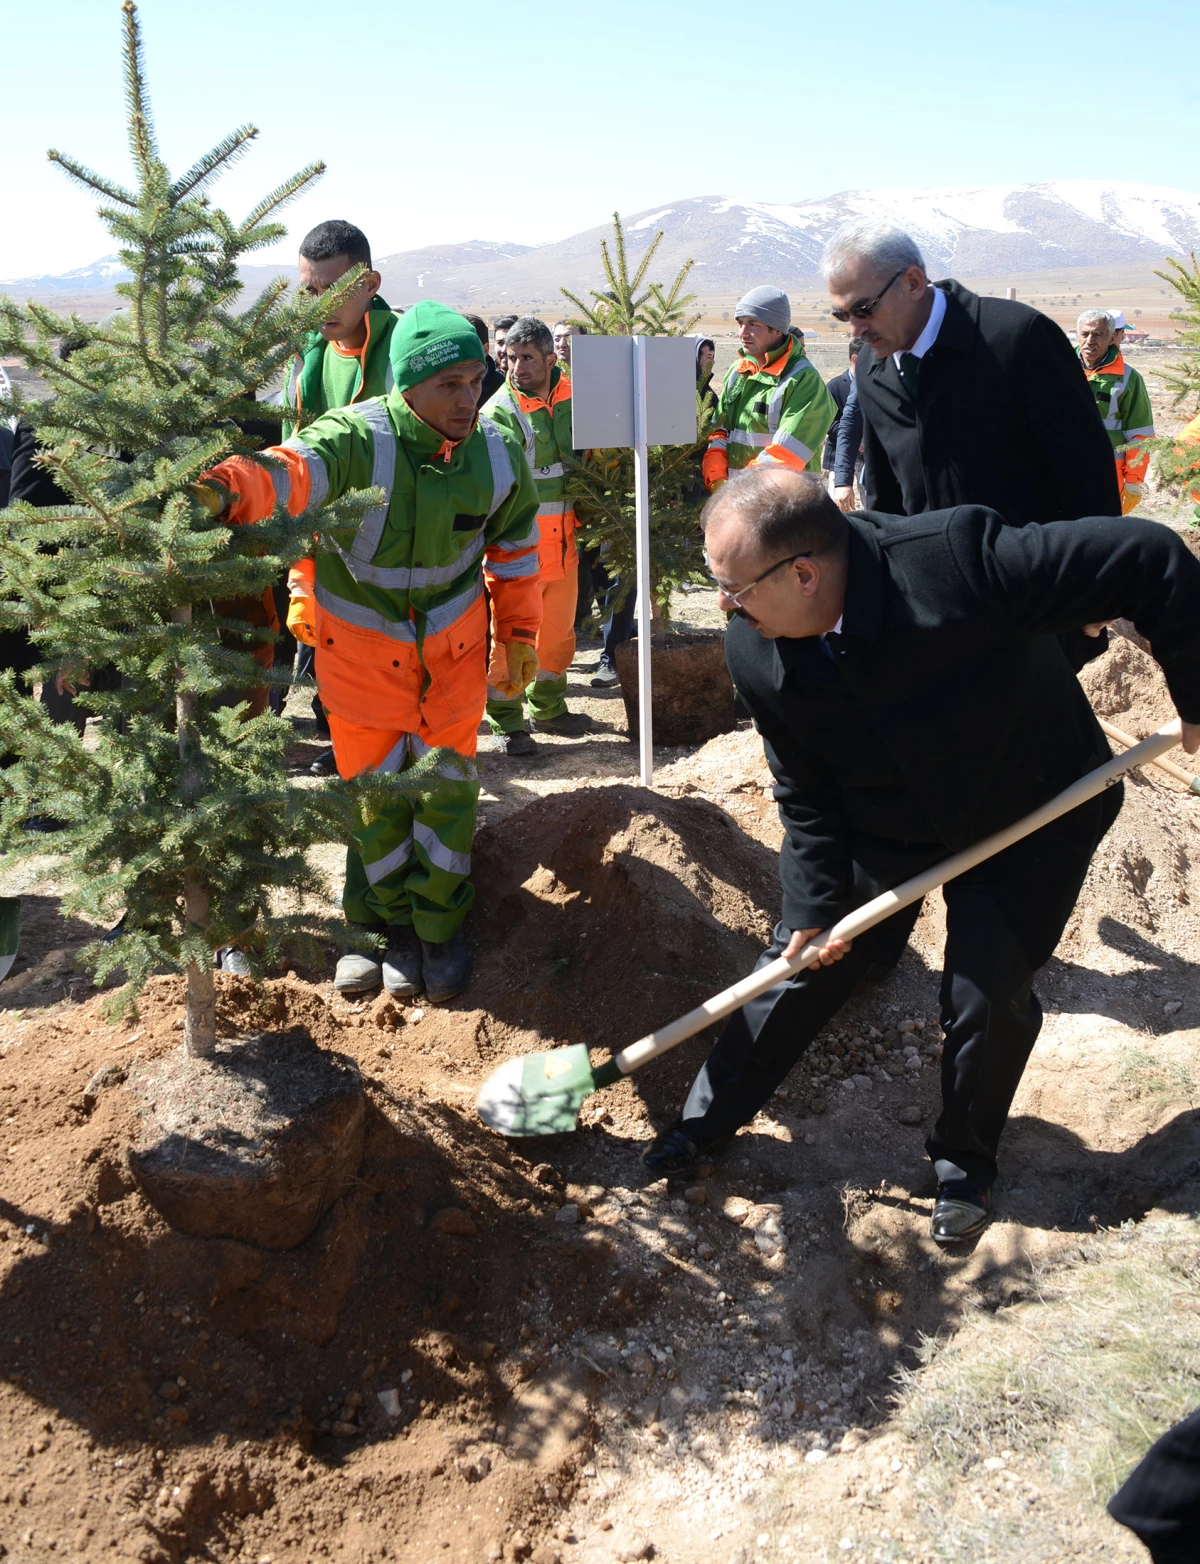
[821,220,926,283]
[1077,309,1115,333]
[504,316,554,355]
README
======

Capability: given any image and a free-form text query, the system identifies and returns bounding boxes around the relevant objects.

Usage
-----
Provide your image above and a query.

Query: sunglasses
[706,550,811,610]
[829,268,906,323]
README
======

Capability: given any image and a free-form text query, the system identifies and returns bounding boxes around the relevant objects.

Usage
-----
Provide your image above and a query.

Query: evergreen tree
[1147,253,1200,517]
[0,2,372,1055]
[560,215,709,619]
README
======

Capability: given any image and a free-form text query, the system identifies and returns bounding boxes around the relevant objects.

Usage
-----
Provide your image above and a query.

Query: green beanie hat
[389,301,484,393]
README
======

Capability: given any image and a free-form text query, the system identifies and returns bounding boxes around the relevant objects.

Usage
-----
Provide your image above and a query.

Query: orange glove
[489,640,538,698]
[701,443,729,491]
[286,559,317,647]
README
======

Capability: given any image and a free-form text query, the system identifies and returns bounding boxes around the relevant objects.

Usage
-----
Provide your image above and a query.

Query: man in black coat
[643,469,1200,1243]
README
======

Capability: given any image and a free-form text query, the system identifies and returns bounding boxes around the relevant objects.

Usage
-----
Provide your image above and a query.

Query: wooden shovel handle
[1097,718,1200,795]
[612,720,1183,1076]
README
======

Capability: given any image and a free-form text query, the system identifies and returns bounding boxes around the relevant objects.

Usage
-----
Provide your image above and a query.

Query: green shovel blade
[476,1044,622,1137]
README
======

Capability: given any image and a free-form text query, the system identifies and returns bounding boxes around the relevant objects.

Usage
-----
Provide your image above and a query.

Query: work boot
[310,749,337,776]
[930,1181,992,1245]
[334,923,385,994]
[590,658,619,688]
[494,729,538,757]
[382,927,424,999]
[419,928,471,1004]
[531,710,595,736]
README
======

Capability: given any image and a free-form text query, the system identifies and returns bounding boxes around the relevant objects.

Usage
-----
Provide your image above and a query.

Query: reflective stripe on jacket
[483,366,577,581]
[704,335,836,487]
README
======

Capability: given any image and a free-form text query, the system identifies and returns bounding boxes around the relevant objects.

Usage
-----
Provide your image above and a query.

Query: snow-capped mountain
[6,184,1197,307]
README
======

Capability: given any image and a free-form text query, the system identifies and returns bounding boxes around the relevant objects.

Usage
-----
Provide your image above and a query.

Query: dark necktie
[898,352,920,400]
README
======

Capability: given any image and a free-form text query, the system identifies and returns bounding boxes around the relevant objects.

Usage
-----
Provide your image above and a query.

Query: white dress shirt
[893,284,947,372]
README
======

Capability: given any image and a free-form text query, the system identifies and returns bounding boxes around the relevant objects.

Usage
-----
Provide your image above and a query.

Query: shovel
[477,720,1184,1137]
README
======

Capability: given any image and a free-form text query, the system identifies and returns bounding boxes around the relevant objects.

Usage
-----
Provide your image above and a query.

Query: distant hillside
[6,182,1197,312]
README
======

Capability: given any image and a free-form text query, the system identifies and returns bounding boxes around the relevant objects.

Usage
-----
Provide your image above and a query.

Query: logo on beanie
[408,338,464,376]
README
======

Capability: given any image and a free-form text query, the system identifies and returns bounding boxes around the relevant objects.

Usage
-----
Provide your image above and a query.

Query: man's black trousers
[1108,1408,1200,1563]
[680,787,1121,1187]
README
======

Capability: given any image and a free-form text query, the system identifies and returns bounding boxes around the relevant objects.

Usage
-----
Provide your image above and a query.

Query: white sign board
[568,335,700,789]
[570,336,697,449]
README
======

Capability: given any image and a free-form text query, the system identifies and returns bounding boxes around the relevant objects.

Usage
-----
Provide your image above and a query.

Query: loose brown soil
[1,621,1198,1563]
[614,631,737,747]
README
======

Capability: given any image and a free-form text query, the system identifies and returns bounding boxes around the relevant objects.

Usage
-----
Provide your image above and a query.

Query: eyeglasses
[829,268,905,323]
[706,550,811,610]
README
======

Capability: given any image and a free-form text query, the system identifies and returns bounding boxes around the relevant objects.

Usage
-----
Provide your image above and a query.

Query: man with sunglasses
[701,286,836,492]
[820,223,1119,632]
[643,467,1200,1244]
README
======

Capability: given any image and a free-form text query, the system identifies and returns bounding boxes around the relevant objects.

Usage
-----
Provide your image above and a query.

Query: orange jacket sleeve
[205,449,312,525]
[702,429,729,490]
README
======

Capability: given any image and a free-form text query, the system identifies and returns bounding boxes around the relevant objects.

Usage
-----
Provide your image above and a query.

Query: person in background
[822,339,862,495]
[552,321,587,371]
[696,336,716,403]
[493,316,518,376]
[702,286,836,491]
[484,316,594,751]
[1110,309,1128,348]
[464,314,505,405]
[1076,309,1155,515]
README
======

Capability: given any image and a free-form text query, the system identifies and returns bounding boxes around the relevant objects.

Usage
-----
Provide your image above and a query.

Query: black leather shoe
[420,928,471,1004]
[493,729,538,757]
[642,1127,732,1176]
[931,1181,992,1244]
[310,748,338,776]
[382,927,424,999]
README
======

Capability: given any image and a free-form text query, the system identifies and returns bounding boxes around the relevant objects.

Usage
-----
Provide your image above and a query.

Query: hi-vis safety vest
[213,395,541,730]
[704,335,837,487]
[1080,347,1155,507]
[483,367,577,580]
[281,296,401,438]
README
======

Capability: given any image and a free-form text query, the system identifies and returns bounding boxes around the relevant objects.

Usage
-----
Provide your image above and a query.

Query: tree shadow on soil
[0,893,112,1013]
[1039,916,1200,1037]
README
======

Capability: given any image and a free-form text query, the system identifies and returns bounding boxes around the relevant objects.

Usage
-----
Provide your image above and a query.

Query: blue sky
[5,0,1197,278]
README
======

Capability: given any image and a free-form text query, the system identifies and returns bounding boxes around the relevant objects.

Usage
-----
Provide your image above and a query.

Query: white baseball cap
[1111,310,1127,330]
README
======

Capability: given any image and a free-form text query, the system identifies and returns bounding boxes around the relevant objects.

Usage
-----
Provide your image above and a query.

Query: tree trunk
[174,604,216,1058]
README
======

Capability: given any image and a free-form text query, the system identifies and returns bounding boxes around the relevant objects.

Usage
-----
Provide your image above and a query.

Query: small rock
[431,1207,477,1237]
[610,1525,653,1561]
[158,1380,181,1403]
[554,1203,580,1225]
[1164,1000,1183,1016]
[82,1060,127,1111]
[805,1447,829,1465]
[331,1420,357,1438]
[484,1542,503,1563]
[530,1548,561,1564]
[409,1007,425,1023]
[897,1105,924,1126]
[344,1391,364,1408]
[983,1455,1006,1470]
[478,1341,496,1360]
[504,1533,531,1562]
[532,1163,564,1187]
[696,1241,716,1260]
[683,1185,706,1207]
[721,1196,753,1225]
[376,1388,401,1420]
[840,1428,868,1451]
[627,1350,655,1376]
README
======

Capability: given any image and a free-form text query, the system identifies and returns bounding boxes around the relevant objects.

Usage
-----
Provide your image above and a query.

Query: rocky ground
[1,583,1199,1561]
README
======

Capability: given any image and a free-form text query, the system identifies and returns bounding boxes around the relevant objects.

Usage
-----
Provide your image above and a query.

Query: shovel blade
[476,1043,596,1137]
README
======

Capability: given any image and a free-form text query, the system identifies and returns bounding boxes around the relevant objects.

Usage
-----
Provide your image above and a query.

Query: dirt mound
[0,786,782,1561]
[1078,629,1180,732]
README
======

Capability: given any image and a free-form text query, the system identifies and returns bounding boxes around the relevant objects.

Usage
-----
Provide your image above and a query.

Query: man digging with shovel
[642,468,1200,1243]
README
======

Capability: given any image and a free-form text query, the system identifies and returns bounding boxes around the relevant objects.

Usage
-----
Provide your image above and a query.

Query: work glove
[1121,484,1145,515]
[286,591,317,647]
[490,640,538,699]
[192,481,225,517]
[701,445,729,491]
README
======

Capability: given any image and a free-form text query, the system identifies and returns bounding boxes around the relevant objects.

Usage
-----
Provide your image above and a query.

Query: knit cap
[734,285,791,335]
[388,301,483,393]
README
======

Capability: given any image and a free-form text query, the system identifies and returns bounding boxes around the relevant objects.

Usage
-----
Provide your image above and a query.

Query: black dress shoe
[310,749,338,776]
[931,1181,992,1244]
[642,1126,732,1176]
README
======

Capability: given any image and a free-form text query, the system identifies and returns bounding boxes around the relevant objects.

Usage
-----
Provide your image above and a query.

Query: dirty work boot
[590,658,619,688]
[930,1181,992,1245]
[419,928,471,1004]
[382,927,424,999]
[493,729,539,757]
[334,923,385,995]
[531,710,595,736]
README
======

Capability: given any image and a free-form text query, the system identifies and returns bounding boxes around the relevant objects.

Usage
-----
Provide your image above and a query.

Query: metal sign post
[571,333,696,787]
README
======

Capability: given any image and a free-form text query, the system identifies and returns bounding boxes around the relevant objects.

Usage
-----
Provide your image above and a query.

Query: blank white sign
[570,335,697,450]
